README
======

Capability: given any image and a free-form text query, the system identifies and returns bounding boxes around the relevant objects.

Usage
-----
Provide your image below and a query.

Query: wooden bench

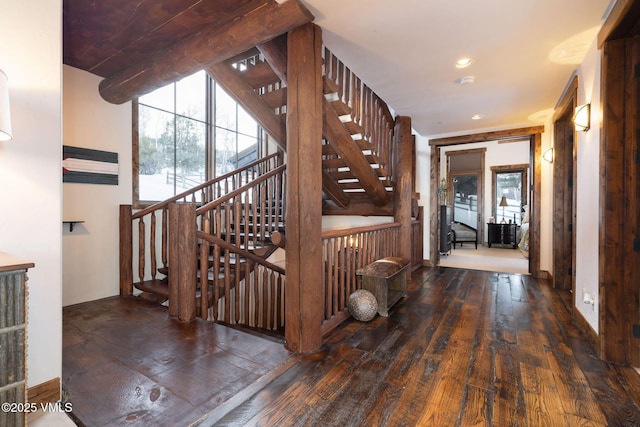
[356,257,408,317]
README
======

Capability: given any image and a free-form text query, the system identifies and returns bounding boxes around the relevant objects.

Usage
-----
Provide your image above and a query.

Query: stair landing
[62,296,294,426]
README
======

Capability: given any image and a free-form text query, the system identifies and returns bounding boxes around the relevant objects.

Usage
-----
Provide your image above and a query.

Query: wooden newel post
[285,23,324,353]
[393,116,413,277]
[168,202,197,322]
[119,204,133,296]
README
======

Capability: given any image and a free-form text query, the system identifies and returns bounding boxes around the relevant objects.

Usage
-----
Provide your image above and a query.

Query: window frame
[491,164,529,225]
[132,73,264,209]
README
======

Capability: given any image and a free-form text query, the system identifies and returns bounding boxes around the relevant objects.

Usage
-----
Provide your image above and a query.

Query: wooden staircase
[119,37,409,343]
[208,43,396,215]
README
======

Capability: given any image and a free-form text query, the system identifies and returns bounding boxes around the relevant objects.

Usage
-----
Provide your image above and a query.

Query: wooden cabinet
[0,253,34,427]
[439,205,452,255]
[487,223,517,248]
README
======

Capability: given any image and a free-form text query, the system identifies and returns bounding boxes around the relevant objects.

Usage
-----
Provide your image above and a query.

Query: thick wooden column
[393,116,413,274]
[119,204,133,296]
[284,23,323,353]
[168,203,197,322]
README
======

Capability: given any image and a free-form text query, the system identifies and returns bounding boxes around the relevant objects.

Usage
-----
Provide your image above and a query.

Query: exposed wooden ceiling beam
[99,0,313,104]
[207,61,286,151]
[322,97,390,207]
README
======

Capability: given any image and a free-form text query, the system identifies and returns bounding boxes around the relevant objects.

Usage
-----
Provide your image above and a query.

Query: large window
[135,70,262,206]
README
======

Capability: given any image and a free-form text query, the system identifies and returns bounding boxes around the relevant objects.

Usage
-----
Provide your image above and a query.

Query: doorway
[429,127,543,276]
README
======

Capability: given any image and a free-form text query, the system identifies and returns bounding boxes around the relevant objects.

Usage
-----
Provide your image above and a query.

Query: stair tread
[241,61,281,89]
[261,87,287,109]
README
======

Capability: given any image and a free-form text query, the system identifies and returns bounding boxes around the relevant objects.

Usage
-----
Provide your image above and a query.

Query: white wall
[415,134,432,260]
[62,66,133,306]
[0,0,62,388]
[573,38,601,332]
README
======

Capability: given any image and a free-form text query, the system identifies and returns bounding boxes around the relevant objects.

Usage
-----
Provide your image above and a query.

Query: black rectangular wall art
[62,145,119,185]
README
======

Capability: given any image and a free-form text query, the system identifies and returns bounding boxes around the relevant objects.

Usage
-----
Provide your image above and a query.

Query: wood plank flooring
[63,267,640,426]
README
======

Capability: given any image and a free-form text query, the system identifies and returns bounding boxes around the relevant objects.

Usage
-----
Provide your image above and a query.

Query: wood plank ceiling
[63,0,314,103]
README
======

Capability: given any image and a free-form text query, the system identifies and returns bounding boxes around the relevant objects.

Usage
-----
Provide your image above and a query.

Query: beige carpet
[439,244,529,275]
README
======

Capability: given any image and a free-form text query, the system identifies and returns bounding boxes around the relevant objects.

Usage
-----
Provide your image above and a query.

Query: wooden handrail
[197,232,285,275]
[133,153,280,219]
[196,165,286,215]
[321,222,400,239]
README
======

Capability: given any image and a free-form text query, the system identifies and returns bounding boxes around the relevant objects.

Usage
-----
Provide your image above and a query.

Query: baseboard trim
[535,270,552,281]
[28,377,60,405]
[573,308,600,355]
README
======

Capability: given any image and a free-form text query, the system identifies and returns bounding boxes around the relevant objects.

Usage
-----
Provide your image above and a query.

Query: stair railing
[321,222,401,336]
[120,153,281,295]
[194,165,287,329]
[323,47,396,179]
[198,219,285,331]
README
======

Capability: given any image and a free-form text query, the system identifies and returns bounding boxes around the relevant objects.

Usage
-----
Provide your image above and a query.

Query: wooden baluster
[331,51,338,83]
[200,219,210,320]
[150,213,157,280]
[333,237,340,317]
[323,46,330,77]
[278,273,287,330]
[252,186,259,253]
[260,181,267,248]
[337,60,345,102]
[243,193,251,249]
[270,270,277,330]
[234,200,242,324]
[252,266,259,327]
[276,273,283,330]
[274,172,281,234]
[325,239,333,320]
[268,176,275,234]
[213,209,222,321]
[362,86,370,142]
[338,236,346,312]
[243,260,251,326]
[162,207,168,270]
[351,73,358,122]
[262,267,268,329]
[138,219,145,282]
[350,239,357,296]
[344,67,352,108]
[223,203,232,323]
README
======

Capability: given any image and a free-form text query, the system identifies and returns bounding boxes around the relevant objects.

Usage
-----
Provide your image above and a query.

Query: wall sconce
[0,69,12,141]
[573,103,590,132]
[543,147,554,163]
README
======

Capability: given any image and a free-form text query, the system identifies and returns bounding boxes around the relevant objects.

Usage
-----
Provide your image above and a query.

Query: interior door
[452,173,482,234]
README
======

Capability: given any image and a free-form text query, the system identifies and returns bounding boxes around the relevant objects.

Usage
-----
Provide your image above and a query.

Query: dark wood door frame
[445,148,486,242]
[598,0,640,366]
[551,76,578,295]
[429,126,544,277]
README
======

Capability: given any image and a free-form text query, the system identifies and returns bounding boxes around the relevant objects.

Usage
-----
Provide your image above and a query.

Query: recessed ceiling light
[454,76,475,85]
[471,114,484,120]
[455,58,473,68]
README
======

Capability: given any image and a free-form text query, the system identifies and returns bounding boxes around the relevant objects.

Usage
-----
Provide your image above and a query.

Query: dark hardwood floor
[63,267,640,426]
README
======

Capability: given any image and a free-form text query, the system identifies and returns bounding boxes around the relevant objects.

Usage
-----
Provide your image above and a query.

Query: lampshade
[573,103,590,132]
[499,195,508,207]
[543,147,554,163]
[0,69,12,141]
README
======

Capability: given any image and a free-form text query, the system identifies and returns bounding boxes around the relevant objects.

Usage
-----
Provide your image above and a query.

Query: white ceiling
[302,0,613,138]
